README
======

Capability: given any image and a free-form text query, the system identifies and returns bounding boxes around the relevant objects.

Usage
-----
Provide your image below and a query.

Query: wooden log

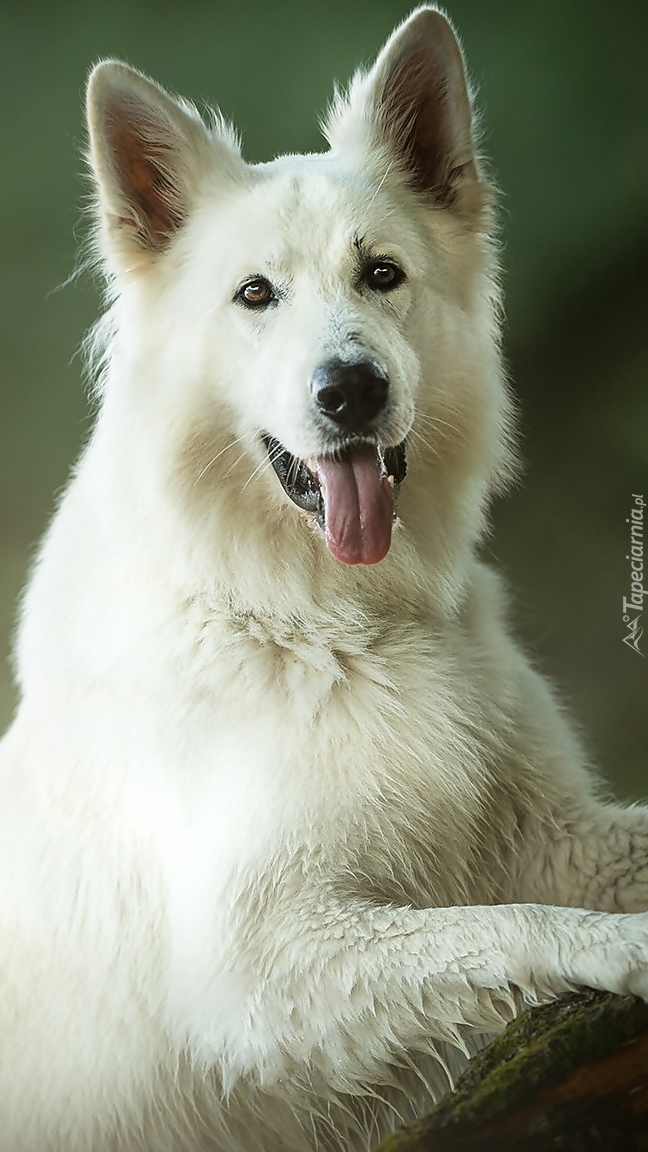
[373,990,648,1151]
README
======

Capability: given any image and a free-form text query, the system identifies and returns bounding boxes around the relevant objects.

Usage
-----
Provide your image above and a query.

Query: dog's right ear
[86,61,241,273]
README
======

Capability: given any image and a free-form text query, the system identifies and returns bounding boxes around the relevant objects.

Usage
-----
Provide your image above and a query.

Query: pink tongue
[314,445,394,565]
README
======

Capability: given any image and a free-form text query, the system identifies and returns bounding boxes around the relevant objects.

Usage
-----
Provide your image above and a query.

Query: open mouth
[264,436,407,566]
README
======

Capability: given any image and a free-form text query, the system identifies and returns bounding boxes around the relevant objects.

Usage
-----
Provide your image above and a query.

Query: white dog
[1,7,646,1150]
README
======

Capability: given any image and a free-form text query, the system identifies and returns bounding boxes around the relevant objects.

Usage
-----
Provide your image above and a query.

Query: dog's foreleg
[226,899,648,1091]
[525,803,648,914]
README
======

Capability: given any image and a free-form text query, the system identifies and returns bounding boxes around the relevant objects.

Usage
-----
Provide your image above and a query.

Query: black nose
[311,359,389,434]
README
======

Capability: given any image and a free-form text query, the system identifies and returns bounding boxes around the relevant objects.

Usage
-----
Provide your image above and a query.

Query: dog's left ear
[326,7,482,216]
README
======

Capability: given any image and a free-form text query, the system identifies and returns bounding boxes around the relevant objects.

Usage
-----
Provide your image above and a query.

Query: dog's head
[86,7,513,585]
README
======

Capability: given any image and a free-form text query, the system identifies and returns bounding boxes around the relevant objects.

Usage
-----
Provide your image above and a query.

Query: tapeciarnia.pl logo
[622,494,645,656]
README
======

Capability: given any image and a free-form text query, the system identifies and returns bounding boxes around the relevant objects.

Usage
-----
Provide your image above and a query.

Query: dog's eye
[237,278,276,309]
[363,260,405,292]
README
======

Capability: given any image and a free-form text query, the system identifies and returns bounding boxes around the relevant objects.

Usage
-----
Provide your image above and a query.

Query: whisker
[240,444,283,493]
[223,448,255,482]
[194,433,248,484]
[416,410,462,437]
[366,160,395,212]
[287,452,304,490]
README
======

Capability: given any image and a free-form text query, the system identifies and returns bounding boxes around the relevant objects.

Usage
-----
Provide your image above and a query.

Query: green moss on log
[373,990,648,1152]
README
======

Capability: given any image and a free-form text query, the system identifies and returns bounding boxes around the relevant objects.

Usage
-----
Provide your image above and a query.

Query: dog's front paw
[571,910,648,1000]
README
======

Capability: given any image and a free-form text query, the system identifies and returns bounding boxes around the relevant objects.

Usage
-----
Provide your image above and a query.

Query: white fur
[1,8,647,1150]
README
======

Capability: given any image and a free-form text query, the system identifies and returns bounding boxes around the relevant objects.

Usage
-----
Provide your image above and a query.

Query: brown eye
[237,278,275,309]
[363,260,405,292]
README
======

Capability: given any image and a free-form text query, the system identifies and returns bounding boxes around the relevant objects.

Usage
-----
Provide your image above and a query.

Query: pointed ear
[326,7,483,217]
[86,61,241,269]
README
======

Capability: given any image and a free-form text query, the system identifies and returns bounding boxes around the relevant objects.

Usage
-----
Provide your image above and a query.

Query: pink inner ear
[380,51,454,198]
[372,12,477,211]
[105,106,185,249]
[379,44,465,204]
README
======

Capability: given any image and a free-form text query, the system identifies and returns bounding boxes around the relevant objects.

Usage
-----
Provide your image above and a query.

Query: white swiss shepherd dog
[1,7,647,1151]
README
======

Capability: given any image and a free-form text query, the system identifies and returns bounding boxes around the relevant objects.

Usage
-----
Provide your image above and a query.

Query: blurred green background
[1,0,646,796]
